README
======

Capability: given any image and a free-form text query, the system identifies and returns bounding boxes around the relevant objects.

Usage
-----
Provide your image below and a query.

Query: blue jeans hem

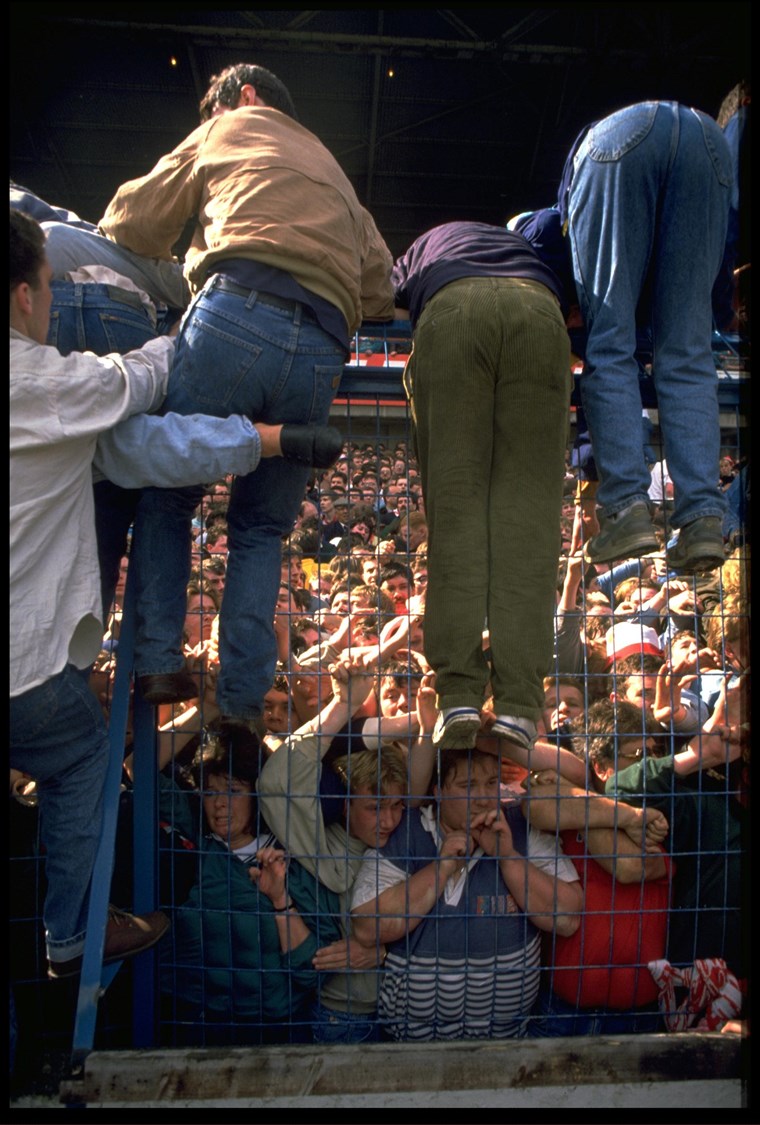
[600,494,651,518]
[47,933,86,959]
[673,507,726,528]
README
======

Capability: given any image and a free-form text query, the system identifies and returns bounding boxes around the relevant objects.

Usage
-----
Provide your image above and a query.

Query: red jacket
[546,829,672,1009]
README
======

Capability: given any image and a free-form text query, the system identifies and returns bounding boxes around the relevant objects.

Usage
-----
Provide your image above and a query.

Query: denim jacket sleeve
[93,411,261,488]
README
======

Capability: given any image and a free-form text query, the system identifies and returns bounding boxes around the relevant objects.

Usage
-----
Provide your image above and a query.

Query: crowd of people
[132,432,746,1046]
[10,60,750,1067]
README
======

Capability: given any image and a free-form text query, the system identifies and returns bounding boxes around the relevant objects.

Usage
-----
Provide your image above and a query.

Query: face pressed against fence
[201,772,256,851]
[435,755,502,834]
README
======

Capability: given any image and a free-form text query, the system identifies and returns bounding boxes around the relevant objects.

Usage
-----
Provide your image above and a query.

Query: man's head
[320,493,339,522]
[332,748,407,848]
[290,660,333,723]
[397,511,428,553]
[570,698,667,790]
[10,210,53,344]
[377,658,423,718]
[328,584,351,617]
[580,599,613,644]
[201,555,226,597]
[206,528,229,557]
[412,557,428,596]
[275,582,298,618]
[613,577,659,613]
[336,580,390,617]
[542,675,586,732]
[664,629,701,673]
[333,495,350,521]
[199,63,298,122]
[299,498,319,524]
[281,546,304,589]
[383,484,402,513]
[379,560,414,610]
[434,749,501,833]
[291,616,321,656]
[263,666,291,734]
[361,554,379,587]
[184,577,221,648]
[703,592,749,672]
[610,653,662,712]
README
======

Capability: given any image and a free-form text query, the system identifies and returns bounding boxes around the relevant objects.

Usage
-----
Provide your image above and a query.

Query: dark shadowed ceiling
[10,3,750,259]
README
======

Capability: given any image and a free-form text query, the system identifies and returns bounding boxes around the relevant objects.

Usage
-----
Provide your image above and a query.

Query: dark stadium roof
[10,4,750,259]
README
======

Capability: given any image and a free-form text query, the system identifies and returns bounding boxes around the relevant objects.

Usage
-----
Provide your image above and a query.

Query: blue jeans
[10,664,109,961]
[131,277,345,718]
[310,1002,381,1044]
[47,280,159,619]
[528,986,662,1037]
[568,101,732,528]
[93,479,141,621]
[47,279,157,356]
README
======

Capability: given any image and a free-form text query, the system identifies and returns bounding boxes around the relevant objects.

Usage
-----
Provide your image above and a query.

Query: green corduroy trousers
[404,276,572,720]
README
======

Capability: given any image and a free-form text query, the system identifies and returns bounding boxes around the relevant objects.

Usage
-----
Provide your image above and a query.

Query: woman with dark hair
[348,502,379,548]
[159,722,341,1045]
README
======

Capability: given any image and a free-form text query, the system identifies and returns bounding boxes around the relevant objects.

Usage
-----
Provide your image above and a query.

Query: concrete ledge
[59,1033,746,1107]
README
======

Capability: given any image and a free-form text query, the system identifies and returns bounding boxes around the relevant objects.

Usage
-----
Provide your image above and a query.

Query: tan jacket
[100,106,394,334]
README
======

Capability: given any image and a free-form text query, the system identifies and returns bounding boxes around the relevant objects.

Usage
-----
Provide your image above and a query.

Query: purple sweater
[391,221,563,328]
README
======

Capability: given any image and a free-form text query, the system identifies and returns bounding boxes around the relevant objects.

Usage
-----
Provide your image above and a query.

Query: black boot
[279,425,343,469]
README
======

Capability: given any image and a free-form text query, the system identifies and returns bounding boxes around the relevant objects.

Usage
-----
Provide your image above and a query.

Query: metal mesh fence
[9,323,749,1064]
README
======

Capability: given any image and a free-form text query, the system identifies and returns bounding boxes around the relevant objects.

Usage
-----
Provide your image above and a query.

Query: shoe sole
[669,554,725,575]
[433,715,480,750]
[490,724,534,753]
[140,685,198,704]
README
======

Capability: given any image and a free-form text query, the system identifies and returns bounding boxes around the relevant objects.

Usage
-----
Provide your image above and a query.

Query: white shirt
[10,327,172,696]
[648,459,673,502]
[351,806,579,911]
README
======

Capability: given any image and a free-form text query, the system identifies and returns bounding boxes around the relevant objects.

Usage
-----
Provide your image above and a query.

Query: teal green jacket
[158,777,342,1033]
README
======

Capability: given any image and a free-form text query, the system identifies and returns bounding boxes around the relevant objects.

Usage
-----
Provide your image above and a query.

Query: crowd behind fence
[9,328,749,1066]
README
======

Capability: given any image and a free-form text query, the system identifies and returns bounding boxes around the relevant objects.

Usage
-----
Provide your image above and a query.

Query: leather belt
[210,275,303,314]
[104,285,148,311]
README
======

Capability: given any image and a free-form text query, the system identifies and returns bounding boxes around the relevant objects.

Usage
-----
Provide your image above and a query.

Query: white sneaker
[490,715,537,752]
[432,707,481,749]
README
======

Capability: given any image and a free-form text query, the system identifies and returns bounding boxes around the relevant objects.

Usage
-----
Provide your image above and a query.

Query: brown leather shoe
[138,671,198,704]
[48,906,170,979]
